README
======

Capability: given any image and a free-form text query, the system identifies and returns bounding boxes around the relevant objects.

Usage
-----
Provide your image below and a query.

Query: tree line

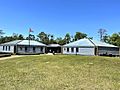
[0,29,120,46]
[98,29,120,46]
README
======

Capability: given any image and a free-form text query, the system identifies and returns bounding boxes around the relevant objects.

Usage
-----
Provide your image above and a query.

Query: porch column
[119,47,120,57]
[96,46,99,56]
[61,46,63,54]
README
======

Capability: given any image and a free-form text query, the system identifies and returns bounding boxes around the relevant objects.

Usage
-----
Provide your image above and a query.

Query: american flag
[29,28,33,32]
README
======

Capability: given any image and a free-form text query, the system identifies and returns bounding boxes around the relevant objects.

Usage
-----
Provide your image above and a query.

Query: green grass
[0,55,120,90]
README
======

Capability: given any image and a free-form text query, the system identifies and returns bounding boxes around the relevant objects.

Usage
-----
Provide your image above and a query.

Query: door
[14,46,16,53]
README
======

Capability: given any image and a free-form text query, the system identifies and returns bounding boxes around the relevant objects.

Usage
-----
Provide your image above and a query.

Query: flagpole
[28,28,34,53]
[29,29,30,53]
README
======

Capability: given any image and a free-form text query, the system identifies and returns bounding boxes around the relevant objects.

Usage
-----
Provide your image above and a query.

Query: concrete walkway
[45,53,54,55]
[0,53,54,61]
[0,55,24,60]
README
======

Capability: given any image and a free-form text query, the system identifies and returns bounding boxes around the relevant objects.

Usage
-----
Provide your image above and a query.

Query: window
[76,48,79,52]
[6,46,7,51]
[64,48,66,51]
[71,48,74,52]
[8,46,10,51]
[41,47,43,52]
[67,48,69,52]
[25,47,27,52]
[33,47,36,52]
[3,46,4,50]
[20,47,22,51]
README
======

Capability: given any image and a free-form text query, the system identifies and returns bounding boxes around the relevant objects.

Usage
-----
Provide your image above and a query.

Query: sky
[0,0,120,40]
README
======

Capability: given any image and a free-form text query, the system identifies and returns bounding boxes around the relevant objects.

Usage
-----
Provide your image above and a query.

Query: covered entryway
[47,44,62,53]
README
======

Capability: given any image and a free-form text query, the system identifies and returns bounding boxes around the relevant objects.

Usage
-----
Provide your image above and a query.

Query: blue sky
[0,0,120,40]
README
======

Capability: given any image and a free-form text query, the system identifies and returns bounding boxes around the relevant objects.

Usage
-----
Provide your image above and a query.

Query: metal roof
[17,40,46,46]
[47,44,61,47]
[64,38,94,47]
[63,38,118,47]
[1,40,46,46]
[91,40,118,47]
[1,40,22,45]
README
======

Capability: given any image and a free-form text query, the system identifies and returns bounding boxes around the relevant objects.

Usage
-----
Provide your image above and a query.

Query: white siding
[79,48,94,55]
[63,47,95,55]
[0,45,14,53]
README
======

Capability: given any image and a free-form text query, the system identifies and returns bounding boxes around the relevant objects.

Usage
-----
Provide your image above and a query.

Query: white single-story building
[0,40,46,54]
[63,38,120,56]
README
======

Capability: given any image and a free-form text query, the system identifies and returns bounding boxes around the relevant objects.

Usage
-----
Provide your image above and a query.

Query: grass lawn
[0,55,120,90]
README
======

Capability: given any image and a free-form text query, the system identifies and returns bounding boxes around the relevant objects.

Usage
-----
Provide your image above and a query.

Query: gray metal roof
[64,38,94,47]
[47,44,61,47]
[17,40,46,46]
[91,40,118,47]
[1,40,46,46]
[63,38,118,47]
[1,40,22,45]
